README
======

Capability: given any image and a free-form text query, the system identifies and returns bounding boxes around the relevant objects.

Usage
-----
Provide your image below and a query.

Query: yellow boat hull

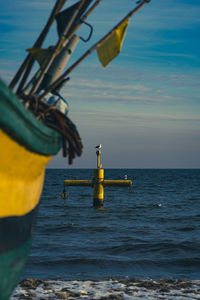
[0,129,52,218]
[0,130,52,299]
[0,79,62,299]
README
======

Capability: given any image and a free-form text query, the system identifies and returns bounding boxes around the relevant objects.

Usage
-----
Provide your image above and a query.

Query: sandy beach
[11,278,200,299]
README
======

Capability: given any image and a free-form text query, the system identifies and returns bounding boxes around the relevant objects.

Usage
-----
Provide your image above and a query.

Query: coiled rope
[20,94,83,164]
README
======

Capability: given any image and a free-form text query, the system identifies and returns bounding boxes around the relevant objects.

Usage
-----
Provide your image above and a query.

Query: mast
[9,0,67,92]
[21,0,101,97]
[39,0,151,100]
[28,0,93,97]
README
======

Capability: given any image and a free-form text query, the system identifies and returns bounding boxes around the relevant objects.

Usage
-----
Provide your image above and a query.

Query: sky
[0,0,200,168]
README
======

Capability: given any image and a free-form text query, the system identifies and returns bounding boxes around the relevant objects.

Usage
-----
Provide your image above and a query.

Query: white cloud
[132,0,200,30]
[72,110,200,125]
[68,78,150,92]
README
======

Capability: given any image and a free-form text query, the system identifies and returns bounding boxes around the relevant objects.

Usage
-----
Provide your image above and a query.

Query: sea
[23,169,200,281]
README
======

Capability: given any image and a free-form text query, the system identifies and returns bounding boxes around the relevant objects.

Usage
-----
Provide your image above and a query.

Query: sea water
[23,169,200,280]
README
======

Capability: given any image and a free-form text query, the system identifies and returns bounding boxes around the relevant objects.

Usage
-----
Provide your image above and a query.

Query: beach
[11,278,200,299]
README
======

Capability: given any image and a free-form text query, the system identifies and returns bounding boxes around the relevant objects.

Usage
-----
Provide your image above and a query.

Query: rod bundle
[8,0,151,165]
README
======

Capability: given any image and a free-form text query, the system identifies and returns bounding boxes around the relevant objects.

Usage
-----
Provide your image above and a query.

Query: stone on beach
[11,278,200,299]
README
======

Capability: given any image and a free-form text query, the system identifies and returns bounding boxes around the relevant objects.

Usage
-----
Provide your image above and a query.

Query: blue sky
[1,0,200,168]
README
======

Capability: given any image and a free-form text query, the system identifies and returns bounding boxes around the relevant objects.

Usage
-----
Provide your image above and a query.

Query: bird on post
[95,144,102,150]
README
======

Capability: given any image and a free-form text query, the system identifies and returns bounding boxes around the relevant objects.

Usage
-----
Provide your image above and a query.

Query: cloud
[60,66,199,108]
[68,78,150,92]
[123,51,195,60]
[132,0,200,30]
[72,110,200,125]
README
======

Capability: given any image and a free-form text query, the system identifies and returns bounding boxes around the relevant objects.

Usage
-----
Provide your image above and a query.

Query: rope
[20,94,83,164]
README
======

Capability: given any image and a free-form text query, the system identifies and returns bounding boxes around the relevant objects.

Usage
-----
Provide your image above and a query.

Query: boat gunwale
[0,79,62,156]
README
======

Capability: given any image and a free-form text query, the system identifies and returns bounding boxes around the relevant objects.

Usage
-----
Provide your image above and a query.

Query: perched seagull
[95,144,102,150]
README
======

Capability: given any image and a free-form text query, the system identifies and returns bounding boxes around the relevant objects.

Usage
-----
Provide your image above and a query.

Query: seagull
[95,144,102,150]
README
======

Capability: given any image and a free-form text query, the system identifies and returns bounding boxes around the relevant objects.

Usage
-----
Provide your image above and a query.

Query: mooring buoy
[63,145,132,207]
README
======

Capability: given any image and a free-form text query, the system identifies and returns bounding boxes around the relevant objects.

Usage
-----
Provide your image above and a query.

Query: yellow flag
[27,47,55,68]
[97,18,129,68]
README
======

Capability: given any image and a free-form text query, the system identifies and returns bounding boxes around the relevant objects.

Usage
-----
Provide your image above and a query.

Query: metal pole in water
[93,149,104,207]
[63,144,133,207]
[93,167,104,207]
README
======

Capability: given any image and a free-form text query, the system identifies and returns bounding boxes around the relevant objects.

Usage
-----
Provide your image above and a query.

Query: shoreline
[11,277,200,299]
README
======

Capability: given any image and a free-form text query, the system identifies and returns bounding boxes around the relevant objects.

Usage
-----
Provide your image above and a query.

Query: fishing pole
[9,0,67,91]
[28,0,93,97]
[39,0,151,100]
